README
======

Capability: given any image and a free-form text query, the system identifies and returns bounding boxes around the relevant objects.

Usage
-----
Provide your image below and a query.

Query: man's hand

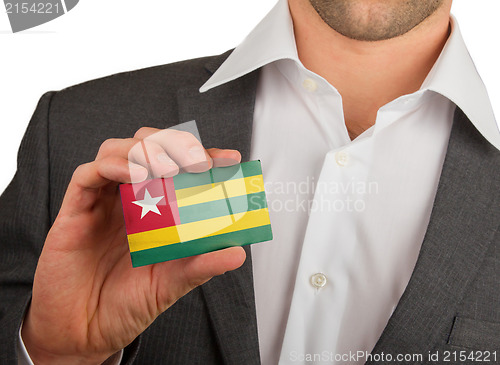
[21,127,246,364]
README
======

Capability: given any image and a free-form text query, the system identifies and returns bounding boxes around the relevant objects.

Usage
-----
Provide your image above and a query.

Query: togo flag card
[119,160,273,267]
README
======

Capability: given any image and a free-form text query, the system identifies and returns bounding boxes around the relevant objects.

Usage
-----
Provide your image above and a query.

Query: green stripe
[173,160,262,190]
[178,191,268,224]
[130,224,273,267]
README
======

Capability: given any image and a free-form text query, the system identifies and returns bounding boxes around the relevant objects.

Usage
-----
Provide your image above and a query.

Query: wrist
[21,310,109,365]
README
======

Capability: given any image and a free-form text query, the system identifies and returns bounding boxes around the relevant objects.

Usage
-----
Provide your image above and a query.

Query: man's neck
[288,0,452,140]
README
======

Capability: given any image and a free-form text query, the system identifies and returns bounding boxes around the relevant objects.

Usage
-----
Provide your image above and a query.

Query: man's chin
[309,0,445,41]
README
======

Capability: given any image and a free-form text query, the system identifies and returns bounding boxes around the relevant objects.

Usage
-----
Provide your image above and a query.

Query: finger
[63,157,148,214]
[129,140,179,178]
[206,148,242,167]
[133,126,163,140]
[140,129,212,173]
[154,247,246,311]
[182,246,246,284]
[73,157,148,189]
[96,138,179,178]
[95,138,139,160]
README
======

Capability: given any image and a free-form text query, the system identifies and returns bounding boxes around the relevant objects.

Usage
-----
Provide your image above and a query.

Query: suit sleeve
[0,92,55,364]
[0,92,141,364]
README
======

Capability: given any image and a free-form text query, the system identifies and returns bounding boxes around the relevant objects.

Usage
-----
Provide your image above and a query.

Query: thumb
[182,246,247,287]
[154,247,247,311]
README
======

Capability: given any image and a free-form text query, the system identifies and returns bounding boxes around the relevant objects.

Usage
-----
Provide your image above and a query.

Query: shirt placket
[278,71,375,363]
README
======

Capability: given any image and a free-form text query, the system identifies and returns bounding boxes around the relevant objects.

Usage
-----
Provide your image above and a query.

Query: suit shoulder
[52,51,231,105]
[41,51,232,149]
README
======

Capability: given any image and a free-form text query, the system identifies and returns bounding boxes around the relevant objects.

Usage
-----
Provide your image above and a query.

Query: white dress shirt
[19,0,500,364]
[201,0,499,364]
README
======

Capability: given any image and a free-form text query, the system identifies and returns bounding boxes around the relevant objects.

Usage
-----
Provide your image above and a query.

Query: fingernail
[212,157,239,167]
[129,163,148,182]
[188,146,207,162]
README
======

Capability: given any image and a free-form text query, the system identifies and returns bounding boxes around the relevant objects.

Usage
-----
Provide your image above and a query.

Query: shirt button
[335,150,349,166]
[302,78,317,92]
[311,273,327,289]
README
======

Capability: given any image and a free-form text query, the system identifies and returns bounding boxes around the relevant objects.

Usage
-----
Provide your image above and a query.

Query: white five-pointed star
[132,188,165,219]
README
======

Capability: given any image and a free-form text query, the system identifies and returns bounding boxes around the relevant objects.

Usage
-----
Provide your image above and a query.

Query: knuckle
[170,130,200,146]
[97,138,118,156]
[134,127,147,139]
[71,163,89,180]
[141,139,159,153]
[129,138,144,153]
[134,127,157,139]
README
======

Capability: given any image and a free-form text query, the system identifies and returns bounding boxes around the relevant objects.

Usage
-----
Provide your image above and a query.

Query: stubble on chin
[308,0,445,41]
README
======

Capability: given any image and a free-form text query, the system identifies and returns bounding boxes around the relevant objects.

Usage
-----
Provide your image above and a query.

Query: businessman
[1,0,499,364]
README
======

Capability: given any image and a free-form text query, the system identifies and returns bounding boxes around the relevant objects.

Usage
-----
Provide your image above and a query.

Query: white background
[1,0,499,194]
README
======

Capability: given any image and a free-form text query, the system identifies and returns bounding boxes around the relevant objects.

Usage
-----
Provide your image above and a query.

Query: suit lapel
[176,50,257,162]
[368,108,500,363]
[176,55,261,364]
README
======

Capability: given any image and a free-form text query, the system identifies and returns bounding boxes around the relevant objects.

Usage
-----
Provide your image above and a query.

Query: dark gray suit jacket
[1,51,499,364]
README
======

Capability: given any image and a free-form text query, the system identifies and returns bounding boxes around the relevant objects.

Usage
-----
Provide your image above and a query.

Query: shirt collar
[200,0,500,150]
[199,0,297,92]
[421,16,499,149]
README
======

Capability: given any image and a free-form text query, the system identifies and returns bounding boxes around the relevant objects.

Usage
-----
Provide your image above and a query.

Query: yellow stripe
[175,175,264,208]
[128,208,271,252]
